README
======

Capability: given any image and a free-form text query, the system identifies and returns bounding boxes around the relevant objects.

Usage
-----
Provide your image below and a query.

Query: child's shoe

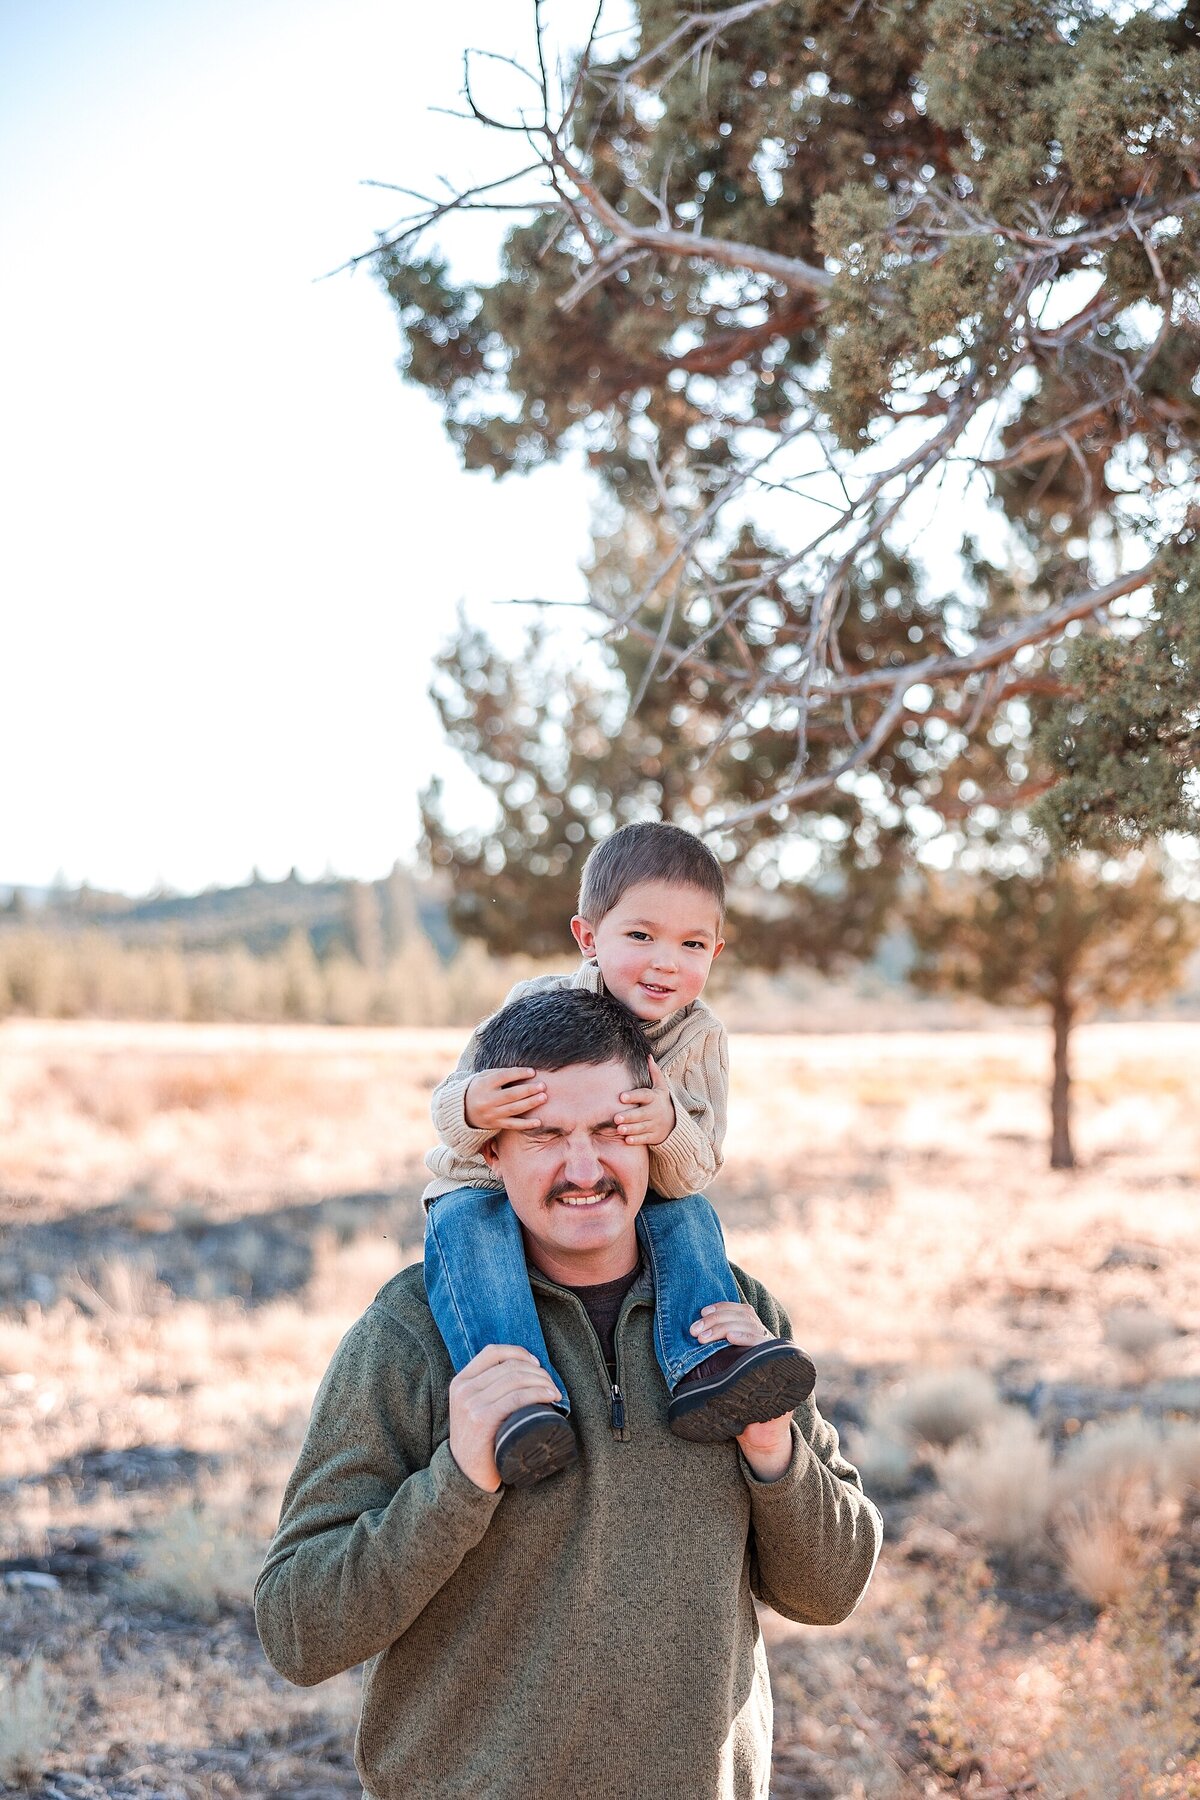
[667,1340,816,1443]
[494,1404,578,1488]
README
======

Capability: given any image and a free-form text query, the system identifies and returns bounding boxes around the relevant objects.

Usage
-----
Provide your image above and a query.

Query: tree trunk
[1050,994,1075,1170]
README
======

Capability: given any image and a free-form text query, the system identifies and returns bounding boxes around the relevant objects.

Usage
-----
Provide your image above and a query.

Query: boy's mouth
[639,981,674,998]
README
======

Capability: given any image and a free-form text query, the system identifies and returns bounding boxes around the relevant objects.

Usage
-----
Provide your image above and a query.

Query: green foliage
[1034,534,1200,851]
[1058,15,1200,204]
[815,187,913,445]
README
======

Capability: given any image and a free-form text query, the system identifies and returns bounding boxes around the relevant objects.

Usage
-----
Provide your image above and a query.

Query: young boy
[423,820,816,1487]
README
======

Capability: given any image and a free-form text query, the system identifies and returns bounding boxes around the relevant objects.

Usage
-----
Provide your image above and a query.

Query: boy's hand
[463,1067,546,1134]
[688,1301,773,1348]
[615,1058,676,1147]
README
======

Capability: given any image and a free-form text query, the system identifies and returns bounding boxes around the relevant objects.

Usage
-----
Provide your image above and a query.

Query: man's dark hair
[578,820,725,926]
[474,988,652,1088]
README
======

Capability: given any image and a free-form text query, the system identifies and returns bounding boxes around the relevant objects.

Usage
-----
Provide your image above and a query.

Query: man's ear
[570,914,598,959]
[480,1135,501,1172]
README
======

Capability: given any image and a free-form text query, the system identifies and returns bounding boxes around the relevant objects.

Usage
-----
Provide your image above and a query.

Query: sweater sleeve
[254,1305,501,1687]
[648,1019,729,1199]
[428,977,540,1160]
[733,1272,883,1627]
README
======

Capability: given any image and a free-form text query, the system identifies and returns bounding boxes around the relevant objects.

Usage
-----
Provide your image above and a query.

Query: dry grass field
[3,1018,1200,1798]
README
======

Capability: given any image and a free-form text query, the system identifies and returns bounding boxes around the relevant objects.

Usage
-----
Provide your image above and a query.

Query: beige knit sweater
[422,960,729,1204]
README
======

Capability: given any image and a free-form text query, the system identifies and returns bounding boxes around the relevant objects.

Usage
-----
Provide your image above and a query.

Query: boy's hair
[474,988,652,1089]
[577,821,725,926]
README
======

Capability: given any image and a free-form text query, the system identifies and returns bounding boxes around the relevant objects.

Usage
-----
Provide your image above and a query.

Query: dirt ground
[2,1019,1199,1798]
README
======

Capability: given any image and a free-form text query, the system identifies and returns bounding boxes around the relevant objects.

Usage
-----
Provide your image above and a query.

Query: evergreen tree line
[0,872,520,1029]
[0,926,532,1029]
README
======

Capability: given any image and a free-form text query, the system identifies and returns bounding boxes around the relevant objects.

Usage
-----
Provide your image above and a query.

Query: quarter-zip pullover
[255,1260,882,1800]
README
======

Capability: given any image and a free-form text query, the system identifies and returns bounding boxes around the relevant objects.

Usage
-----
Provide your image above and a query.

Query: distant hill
[0,866,455,960]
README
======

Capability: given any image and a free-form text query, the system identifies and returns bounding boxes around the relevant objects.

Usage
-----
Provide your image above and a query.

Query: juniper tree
[905,848,1197,1166]
[373,0,1200,846]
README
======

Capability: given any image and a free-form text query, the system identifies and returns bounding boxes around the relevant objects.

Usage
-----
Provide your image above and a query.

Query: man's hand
[615,1058,676,1146]
[448,1345,563,1493]
[736,1415,795,1483]
[463,1067,546,1134]
[689,1301,797,1483]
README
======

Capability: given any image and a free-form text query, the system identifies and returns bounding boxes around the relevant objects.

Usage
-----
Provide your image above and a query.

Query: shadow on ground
[0,1186,426,1311]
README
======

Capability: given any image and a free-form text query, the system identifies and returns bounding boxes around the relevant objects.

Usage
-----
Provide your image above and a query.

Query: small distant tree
[279,929,323,1023]
[907,851,1197,1168]
[346,880,385,972]
[382,861,421,953]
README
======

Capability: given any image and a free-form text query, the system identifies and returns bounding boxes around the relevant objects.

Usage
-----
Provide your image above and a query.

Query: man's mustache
[544,1176,626,1207]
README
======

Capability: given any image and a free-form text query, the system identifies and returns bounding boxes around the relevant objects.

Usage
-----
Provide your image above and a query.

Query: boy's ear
[570,914,597,959]
[711,936,725,961]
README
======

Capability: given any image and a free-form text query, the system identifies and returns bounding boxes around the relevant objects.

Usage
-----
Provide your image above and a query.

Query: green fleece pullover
[255,1260,882,1800]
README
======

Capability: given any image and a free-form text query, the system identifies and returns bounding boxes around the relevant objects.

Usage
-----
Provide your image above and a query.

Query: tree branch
[549,147,834,301]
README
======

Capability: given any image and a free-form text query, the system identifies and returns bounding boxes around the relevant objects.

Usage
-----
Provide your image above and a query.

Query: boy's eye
[627,931,650,941]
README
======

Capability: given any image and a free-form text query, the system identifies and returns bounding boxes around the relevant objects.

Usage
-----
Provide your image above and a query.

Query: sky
[2,0,608,895]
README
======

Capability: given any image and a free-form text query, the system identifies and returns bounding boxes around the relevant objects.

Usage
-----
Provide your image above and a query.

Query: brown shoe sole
[494,1404,578,1489]
[667,1343,817,1444]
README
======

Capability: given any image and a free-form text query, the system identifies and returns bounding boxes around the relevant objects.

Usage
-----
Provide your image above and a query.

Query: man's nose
[562,1133,604,1187]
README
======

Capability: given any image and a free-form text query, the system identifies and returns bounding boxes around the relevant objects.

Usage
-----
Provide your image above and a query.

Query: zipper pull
[611,1384,626,1431]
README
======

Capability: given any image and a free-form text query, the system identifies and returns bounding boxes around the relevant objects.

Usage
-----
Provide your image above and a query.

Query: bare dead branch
[549,146,834,300]
[712,685,913,830]
[326,162,547,277]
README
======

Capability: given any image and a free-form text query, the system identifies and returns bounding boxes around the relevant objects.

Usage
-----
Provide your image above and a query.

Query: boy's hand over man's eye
[615,1057,677,1147]
[463,1067,547,1133]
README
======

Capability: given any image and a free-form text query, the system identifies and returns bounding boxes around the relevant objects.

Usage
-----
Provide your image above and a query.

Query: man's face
[481,1057,649,1283]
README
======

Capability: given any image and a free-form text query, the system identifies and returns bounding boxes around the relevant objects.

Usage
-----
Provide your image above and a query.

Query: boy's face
[571,878,725,1024]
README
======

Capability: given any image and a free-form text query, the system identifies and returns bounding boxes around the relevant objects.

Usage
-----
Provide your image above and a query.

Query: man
[255,989,882,1800]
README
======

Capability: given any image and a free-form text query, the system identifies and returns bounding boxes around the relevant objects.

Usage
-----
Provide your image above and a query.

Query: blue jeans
[423,1187,742,1413]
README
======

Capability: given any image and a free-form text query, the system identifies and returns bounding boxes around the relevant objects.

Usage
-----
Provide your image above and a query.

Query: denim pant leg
[637,1193,743,1391]
[424,1186,570,1412]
